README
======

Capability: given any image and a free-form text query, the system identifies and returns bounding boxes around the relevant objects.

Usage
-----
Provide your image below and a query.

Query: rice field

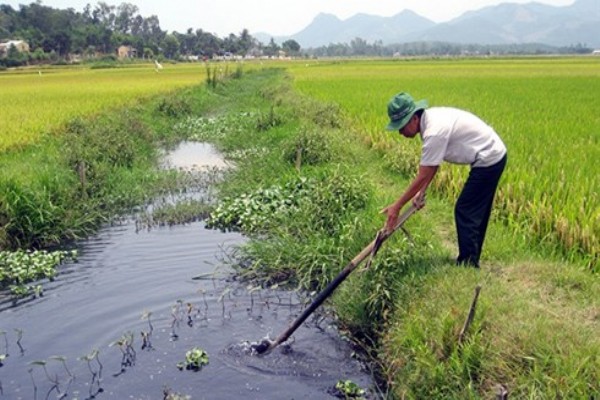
[288,58,600,266]
[0,63,208,151]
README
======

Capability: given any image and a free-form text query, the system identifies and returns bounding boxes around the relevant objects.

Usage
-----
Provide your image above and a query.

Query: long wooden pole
[261,204,418,354]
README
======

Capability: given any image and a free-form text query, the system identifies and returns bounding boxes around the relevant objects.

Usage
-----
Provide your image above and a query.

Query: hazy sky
[3,0,576,37]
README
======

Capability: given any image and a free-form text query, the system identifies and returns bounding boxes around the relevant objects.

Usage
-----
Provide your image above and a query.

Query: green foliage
[0,249,77,296]
[206,177,312,233]
[177,347,209,371]
[0,173,80,248]
[207,171,368,237]
[307,101,343,129]
[334,379,366,399]
[174,112,256,142]
[156,96,193,118]
[62,112,154,201]
[380,262,600,399]
[283,126,333,166]
[255,106,284,131]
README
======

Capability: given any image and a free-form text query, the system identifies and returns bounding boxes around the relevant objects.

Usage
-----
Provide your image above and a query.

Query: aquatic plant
[0,249,77,297]
[177,347,209,371]
[110,332,136,373]
[163,386,191,400]
[333,379,366,399]
[29,360,59,385]
[207,171,367,237]
[141,310,154,350]
[0,331,7,366]
[79,349,102,375]
[49,355,73,378]
[176,112,256,142]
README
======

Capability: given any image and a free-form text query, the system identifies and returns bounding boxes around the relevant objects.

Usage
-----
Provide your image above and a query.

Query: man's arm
[381,165,438,232]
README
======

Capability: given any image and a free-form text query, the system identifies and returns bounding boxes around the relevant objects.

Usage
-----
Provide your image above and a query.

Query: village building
[117,45,137,59]
[0,40,30,56]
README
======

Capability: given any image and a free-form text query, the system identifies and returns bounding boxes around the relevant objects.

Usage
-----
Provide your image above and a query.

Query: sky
[2,0,576,37]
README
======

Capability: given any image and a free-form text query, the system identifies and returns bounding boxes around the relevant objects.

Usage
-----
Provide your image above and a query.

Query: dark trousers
[455,154,507,268]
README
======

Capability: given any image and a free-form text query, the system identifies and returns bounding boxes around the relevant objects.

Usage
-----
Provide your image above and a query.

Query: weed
[176,347,209,371]
[282,126,333,167]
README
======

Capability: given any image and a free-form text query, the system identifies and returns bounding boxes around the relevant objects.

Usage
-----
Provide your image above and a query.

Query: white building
[0,40,30,56]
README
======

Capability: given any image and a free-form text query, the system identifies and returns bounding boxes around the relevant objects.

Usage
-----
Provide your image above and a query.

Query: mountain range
[255,0,599,49]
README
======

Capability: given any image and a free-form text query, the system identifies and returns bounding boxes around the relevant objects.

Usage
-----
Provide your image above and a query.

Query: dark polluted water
[0,142,376,399]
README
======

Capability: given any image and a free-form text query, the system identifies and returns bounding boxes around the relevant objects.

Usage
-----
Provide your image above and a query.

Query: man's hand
[380,203,401,234]
[413,190,427,209]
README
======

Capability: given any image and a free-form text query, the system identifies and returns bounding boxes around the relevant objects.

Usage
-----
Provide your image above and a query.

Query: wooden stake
[458,285,481,345]
[295,146,302,172]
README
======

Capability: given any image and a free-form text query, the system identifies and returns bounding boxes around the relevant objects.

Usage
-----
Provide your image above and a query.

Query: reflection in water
[0,142,376,399]
[162,141,230,171]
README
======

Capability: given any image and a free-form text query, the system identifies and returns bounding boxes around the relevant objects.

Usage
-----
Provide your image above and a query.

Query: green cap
[386,92,428,131]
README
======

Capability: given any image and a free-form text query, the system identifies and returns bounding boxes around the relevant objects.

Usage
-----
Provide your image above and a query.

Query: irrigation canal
[0,142,375,399]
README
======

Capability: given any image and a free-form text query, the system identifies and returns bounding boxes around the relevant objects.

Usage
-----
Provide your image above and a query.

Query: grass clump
[282,126,333,167]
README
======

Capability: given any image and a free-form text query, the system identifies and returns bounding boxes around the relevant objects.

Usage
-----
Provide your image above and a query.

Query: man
[381,92,507,268]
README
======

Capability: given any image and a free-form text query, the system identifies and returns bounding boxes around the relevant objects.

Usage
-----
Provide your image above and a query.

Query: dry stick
[458,285,482,346]
[77,161,87,198]
[295,146,302,172]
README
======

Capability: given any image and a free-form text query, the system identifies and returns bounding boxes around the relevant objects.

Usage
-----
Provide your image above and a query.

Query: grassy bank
[1,66,597,398]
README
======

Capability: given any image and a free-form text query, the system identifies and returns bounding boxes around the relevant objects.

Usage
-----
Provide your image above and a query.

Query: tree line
[1,1,592,68]
[0,1,302,67]
[308,37,593,58]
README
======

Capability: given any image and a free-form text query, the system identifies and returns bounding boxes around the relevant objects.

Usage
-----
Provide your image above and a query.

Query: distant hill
[255,0,600,49]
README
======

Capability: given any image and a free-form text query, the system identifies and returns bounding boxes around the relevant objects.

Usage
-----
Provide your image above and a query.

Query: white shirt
[419,107,507,168]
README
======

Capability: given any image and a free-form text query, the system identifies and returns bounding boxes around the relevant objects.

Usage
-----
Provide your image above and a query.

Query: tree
[238,28,255,54]
[92,2,115,29]
[350,37,368,55]
[281,39,300,56]
[264,37,280,57]
[114,3,138,34]
[161,33,179,59]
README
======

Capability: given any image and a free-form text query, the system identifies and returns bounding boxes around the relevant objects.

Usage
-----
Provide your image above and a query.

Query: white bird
[154,60,163,72]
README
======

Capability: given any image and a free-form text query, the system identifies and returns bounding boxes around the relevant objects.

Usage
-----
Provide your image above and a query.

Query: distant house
[0,40,30,56]
[117,45,137,59]
[593,50,600,55]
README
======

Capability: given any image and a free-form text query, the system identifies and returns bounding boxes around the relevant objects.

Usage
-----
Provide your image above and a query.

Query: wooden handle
[267,204,418,351]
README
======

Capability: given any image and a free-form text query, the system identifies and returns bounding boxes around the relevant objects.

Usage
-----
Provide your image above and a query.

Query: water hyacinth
[174,112,257,142]
[177,347,209,371]
[0,249,77,296]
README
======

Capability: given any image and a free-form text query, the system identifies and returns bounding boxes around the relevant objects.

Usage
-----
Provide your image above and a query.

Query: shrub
[283,126,333,167]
